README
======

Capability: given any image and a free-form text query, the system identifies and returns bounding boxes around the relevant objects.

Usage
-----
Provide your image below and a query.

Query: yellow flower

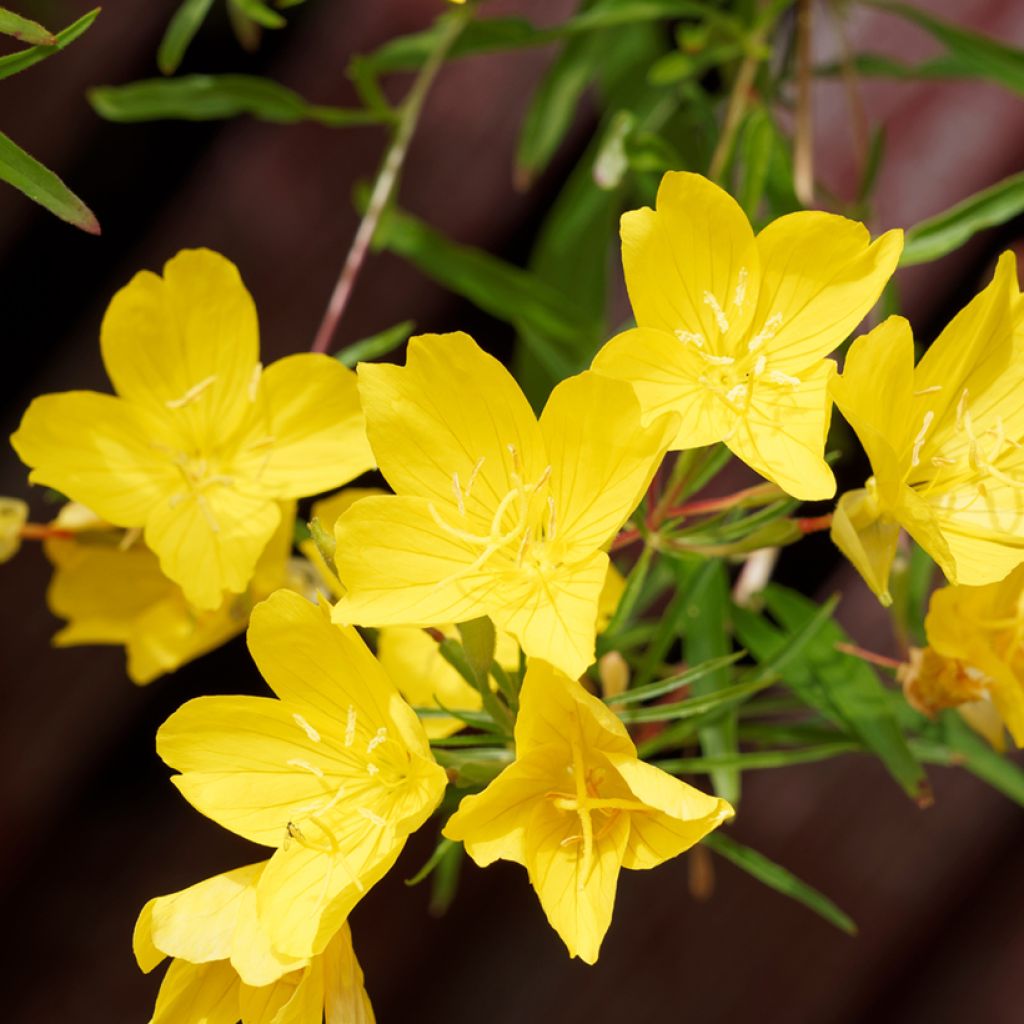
[332,332,677,678]
[591,171,902,500]
[901,564,1024,748]
[43,501,296,685]
[830,252,1024,603]
[134,861,374,1024]
[10,249,374,611]
[156,589,447,958]
[0,497,28,562]
[443,660,733,963]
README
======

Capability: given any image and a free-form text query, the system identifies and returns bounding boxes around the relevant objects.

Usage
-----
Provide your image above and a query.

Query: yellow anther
[165,375,217,409]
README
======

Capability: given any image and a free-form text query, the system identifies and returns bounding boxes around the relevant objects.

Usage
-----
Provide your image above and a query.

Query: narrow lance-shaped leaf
[0,8,99,82]
[0,7,55,45]
[88,75,387,127]
[0,130,99,234]
[900,171,1024,267]
[157,0,215,75]
[703,832,857,935]
[230,0,287,29]
[334,320,413,368]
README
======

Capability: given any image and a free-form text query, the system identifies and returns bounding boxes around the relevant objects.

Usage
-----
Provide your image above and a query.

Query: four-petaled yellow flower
[443,660,733,964]
[156,589,448,958]
[134,861,374,1024]
[591,171,902,500]
[900,564,1024,749]
[11,248,374,610]
[830,252,1024,603]
[331,332,678,679]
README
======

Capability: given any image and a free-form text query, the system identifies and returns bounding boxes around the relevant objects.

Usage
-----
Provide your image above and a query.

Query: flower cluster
[7,172,1024,1018]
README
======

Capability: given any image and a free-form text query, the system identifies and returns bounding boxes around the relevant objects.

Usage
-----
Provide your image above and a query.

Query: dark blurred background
[2,1,1024,1021]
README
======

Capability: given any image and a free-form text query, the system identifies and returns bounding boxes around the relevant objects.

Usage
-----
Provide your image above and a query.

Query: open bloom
[156,589,447,958]
[44,501,296,684]
[830,252,1024,603]
[10,248,374,610]
[591,171,902,500]
[134,862,374,1024]
[332,332,677,678]
[900,564,1024,749]
[443,660,733,963]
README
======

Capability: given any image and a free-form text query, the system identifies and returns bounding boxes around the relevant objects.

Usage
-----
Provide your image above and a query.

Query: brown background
[2,1,1024,1021]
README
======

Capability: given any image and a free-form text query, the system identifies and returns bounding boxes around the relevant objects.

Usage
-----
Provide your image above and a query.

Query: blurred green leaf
[617,669,777,724]
[432,747,513,789]
[655,742,860,773]
[334,320,413,368]
[856,124,886,206]
[406,837,457,886]
[734,107,775,220]
[567,0,738,32]
[0,130,99,233]
[230,0,286,29]
[0,7,55,44]
[157,0,215,74]
[935,713,1024,807]
[0,7,98,81]
[373,205,596,384]
[89,74,387,126]
[734,584,931,804]
[613,651,747,706]
[900,171,1024,267]
[429,836,464,916]
[704,832,857,935]
[684,560,741,805]
[870,1,1024,94]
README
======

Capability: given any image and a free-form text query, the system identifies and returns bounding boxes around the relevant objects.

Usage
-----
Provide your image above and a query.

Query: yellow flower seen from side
[443,660,733,964]
[43,501,297,685]
[591,171,902,500]
[10,249,374,610]
[332,332,678,679]
[156,589,448,958]
[134,862,374,1024]
[830,252,1024,603]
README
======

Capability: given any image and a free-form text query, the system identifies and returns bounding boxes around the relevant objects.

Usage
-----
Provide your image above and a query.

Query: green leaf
[0,130,99,233]
[406,837,458,886]
[734,584,931,804]
[334,320,412,368]
[870,1,1024,95]
[88,75,387,127]
[0,7,98,81]
[900,171,1024,267]
[157,0,215,74]
[432,747,513,789]
[612,652,746,706]
[565,1,738,33]
[457,616,497,689]
[429,837,464,916]
[602,544,656,643]
[230,0,286,29]
[734,107,775,221]
[683,560,740,805]
[0,7,55,45]
[655,742,861,773]
[703,832,857,935]
[617,668,778,724]
[372,205,596,383]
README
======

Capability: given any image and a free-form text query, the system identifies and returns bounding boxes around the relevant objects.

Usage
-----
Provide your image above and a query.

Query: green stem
[311,4,473,353]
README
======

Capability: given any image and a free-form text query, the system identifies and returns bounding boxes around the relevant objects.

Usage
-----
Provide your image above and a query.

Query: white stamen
[344,705,356,748]
[703,291,730,334]
[196,494,220,533]
[358,807,387,827]
[911,410,935,468]
[248,363,262,402]
[547,495,557,539]
[747,312,783,352]
[956,388,969,431]
[753,354,767,377]
[725,384,748,405]
[465,456,485,498]
[913,385,942,396]
[165,375,217,410]
[698,351,736,366]
[367,763,380,776]
[452,472,466,515]
[766,370,801,388]
[734,267,749,309]
[674,329,705,347]
[366,726,388,754]
[293,713,321,743]
[287,758,324,778]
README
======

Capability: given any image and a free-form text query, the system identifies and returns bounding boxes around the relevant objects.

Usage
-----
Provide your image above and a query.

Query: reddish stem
[797,513,833,535]
[19,523,73,541]
[835,641,903,671]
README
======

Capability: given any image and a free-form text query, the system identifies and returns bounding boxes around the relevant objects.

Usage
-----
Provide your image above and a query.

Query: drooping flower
[156,589,447,958]
[830,252,1024,603]
[443,660,733,964]
[43,501,297,684]
[899,564,1024,749]
[11,248,374,610]
[331,332,677,679]
[591,171,902,500]
[134,862,374,1024]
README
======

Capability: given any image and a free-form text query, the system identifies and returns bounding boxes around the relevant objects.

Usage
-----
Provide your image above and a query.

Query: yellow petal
[247,590,431,759]
[608,754,733,870]
[231,874,307,988]
[924,492,1024,586]
[310,488,386,533]
[0,497,28,562]
[157,695,347,846]
[333,495,500,627]
[11,391,177,526]
[958,700,1008,751]
[539,371,678,554]
[725,359,836,500]
[152,958,239,1024]
[322,923,376,1024]
[524,796,629,964]
[752,212,902,371]
[100,248,259,439]
[492,551,610,679]
[244,355,375,499]
[590,327,730,449]
[356,332,545,528]
[133,899,165,973]
[621,172,760,351]
[144,485,281,610]
[830,488,902,605]
[240,964,319,1024]
[597,563,626,631]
